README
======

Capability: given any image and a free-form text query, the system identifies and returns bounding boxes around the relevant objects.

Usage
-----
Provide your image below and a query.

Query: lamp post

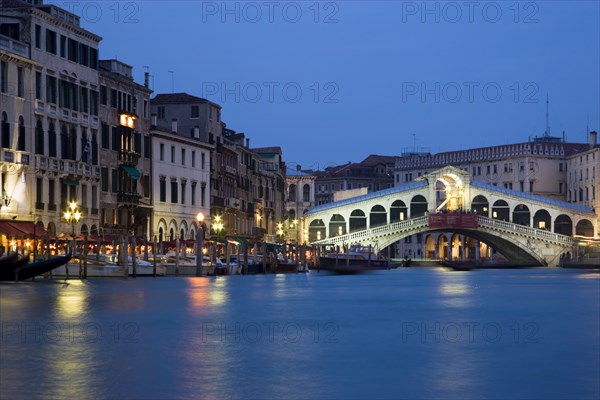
[64,201,81,255]
[196,212,204,277]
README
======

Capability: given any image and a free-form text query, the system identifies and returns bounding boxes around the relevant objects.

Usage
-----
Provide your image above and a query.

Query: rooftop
[152,93,221,108]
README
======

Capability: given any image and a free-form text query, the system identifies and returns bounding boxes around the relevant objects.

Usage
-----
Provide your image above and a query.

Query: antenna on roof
[545,93,550,136]
[412,133,417,152]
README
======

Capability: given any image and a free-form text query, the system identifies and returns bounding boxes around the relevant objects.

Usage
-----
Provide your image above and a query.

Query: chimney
[144,72,150,88]
[151,113,157,126]
[245,138,250,148]
[590,131,598,147]
[171,118,178,133]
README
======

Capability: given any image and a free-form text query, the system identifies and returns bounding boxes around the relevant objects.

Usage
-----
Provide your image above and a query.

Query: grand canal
[1,267,599,399]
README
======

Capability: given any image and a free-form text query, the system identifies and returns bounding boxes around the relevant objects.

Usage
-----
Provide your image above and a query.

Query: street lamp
[196,212,204,277]
[64,201,81,254]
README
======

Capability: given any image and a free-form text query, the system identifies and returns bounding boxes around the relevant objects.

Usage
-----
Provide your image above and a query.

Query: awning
[120,165,141,180]
[227,236,250,246]
[62,179,80,186]
[0,221,47,238]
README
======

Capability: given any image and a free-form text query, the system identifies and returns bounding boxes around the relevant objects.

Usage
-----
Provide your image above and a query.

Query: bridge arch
[575,219,594,238]
[350,210,367,232]
[390,200,408,223]
[554,214,573,236]
[369,205,387,228]
[309,219,326,242]
[329,214,346,237]
[471,195,489,216]
[492,200,510,221]
[424,234,435,258]
[512,204,530,226]
[533,209,551,231]
[410,195,428,218]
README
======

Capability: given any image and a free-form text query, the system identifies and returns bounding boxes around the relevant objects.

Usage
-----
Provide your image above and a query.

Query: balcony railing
[0,35,29,58]
[118,150,140,166]
[117,192,142,206]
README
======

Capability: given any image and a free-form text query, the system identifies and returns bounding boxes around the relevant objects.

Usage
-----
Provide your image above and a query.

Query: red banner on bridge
[428,213,478,229]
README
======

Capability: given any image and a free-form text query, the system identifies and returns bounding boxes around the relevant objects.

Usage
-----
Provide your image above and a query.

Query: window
[559,163,564,172]
[46,76,57,103]
[519,181,524,192]
[17,116,25,151]
[192,151,196,168]
[17,67,23,97]
[159,177,166,202]
[0,61,7,93]
[181,149,186,166]
[60,35,66,58]
[100,85,107,105]
[159,143,164,161]
[48,122,56,157]
[157,106,165,119]
[45,29,57,54]
[201,183,206,207]
[111,169,118,193]
[35,25,41,48]
[181,181,186,204]
[143,135,150,158]
[101,168,109,192]
[191,182,197,206]
[201,153,206,170]
[143,100,148,118]
[35,120,44,155]
[486,165,491,175]
[3,113,12,148]
[110,88,117,108]
[68,38,78,62]
[111,127,119,151]
[529,181,534,192]
[91,186,97,212]
[191,105,199,118]
[171,146,175,163]
[101,123,109,148]
[36,178,44,209]
[171,180,178,203]
[48,179,55,208]
[35,72,42,100]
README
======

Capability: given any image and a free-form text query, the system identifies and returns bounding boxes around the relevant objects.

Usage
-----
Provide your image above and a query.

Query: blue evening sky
[60,1,599,169]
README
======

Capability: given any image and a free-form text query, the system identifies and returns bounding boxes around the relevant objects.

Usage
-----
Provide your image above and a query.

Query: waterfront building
[252,147,286,243]
[98,60,153,240]
[315,155,396,206]
[285,166,316,243]
[1,0,101,242]
[148,118,211,246]
[567,131,599,234]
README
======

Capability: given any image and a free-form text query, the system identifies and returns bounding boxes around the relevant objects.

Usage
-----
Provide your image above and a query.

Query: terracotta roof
[361,154,398,166]
[151,93,221,108]
[252,146,282,154]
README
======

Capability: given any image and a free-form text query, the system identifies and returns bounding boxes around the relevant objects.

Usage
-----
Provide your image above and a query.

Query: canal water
[1,267,599,400]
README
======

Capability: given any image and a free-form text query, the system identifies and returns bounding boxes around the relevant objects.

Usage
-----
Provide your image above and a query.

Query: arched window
[288,184,297,202]
[48,122,57,157]
[35,120,44,155]
[17,116,25,151]
[303,184,310,202]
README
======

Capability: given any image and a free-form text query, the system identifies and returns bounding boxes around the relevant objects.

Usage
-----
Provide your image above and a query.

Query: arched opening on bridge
[471,195,489,216]
[491,200,510,221]
[309,219,326,242]
[554,214,573,236]
[435,180,447,210]
[513,204,531,226]
[369,205,387,228]
[575,219,594,238]
[410,195,428,218]
[437,235,449,261]
[390,200,408,223]
[349,210,367,232]
[424,234,435,259]
[329,214,346,237]
[450,233,463,261]
[435,172,465,211]
[533,209,551,231]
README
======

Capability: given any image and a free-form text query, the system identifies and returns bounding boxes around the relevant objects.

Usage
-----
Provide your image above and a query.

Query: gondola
[0,254,72,281]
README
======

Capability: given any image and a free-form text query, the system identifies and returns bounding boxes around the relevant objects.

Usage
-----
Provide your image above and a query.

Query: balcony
[61,109,69,120]
[36,155,48,169]
[118,150,140,166]
[18,153,30,166]
[117,192,142,206]
[225,165,237,175]
[2,151,14,163]
[0,35,29,58]
[71,112,79,123]
[35,99,45,114]
[91,116,99,128]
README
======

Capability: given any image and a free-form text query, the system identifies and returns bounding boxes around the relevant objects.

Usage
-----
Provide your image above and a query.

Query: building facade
[285,166,315,243]
[1,0,102,241]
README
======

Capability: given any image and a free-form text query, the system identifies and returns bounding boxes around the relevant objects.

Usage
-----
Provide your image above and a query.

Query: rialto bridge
[303,166,598,267]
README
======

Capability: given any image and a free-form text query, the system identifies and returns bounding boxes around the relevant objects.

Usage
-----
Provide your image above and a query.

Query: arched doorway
[533,209,551,231]
[471,195,489,216]
[513,204,530,226]
[369,205,387,228]
[309,219,326,242]
[349,210,367,232]
[437,235,449,261]
[390,200,408,223]
[575,219,594,237]
[554,214,573,236]
[424,234,435,259]
[329,214,346,237]
[492,200,510,221]
[410,195,428,218]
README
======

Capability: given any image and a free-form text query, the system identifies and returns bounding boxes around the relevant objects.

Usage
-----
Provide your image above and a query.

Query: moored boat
[1,254,71,281]
[315,245,389,274]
